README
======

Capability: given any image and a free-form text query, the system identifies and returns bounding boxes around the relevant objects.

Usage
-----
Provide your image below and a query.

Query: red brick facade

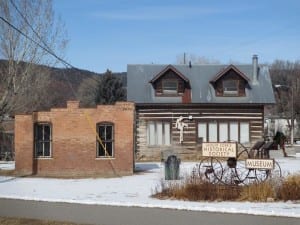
[15,101,135,177]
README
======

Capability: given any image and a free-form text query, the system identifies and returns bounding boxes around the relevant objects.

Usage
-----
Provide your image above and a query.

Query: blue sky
[53,0,300,73]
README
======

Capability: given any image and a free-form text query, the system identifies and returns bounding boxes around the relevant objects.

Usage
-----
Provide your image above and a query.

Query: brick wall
[15,101,135,177]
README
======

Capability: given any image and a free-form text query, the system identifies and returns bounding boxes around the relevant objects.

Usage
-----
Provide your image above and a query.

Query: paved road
[0,198,299,225]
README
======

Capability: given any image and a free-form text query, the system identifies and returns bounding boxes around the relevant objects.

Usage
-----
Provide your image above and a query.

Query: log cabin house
[127,55,276,161]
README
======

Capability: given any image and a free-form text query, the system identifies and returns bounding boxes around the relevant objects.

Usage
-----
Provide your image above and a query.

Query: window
[240,122,250,143]
[229,122,239,141]
[208,122,217,142]
[198,123,207,143]
[198,121,250,144]
[223,80,238,95]
[97,123,114,157]
[162,80,178,94]
[34,123,52,157]
[219,122,228,142]
[147,121,171,146]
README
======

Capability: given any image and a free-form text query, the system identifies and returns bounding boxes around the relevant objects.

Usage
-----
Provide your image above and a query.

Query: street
[0,198,299,225]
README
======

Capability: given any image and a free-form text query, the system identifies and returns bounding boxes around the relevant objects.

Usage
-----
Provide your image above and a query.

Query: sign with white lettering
[245,159,274,169]
[202,142,237,158]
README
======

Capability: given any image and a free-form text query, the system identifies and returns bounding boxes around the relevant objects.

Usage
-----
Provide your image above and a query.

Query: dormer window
[210,65,250,97]
[149,65,190,99]
[223,80,239,96]
[162,80,178,94]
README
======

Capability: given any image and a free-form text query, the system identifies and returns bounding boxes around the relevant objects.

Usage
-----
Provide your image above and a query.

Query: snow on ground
[0,153,300,218]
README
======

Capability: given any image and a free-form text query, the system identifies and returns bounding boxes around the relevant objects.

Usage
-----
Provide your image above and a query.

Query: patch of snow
[0,159,300,218]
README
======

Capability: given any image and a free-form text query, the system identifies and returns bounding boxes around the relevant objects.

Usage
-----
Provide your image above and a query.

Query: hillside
[0,60,126,113]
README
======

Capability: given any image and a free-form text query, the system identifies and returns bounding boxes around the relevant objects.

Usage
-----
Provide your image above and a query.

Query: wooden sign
[202,142,237,158]
[245,159,274,169]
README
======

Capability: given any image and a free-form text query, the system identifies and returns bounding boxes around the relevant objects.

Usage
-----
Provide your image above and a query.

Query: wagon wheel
[253,160,282,182]
[198,157,223,183]
[214,143,250,185]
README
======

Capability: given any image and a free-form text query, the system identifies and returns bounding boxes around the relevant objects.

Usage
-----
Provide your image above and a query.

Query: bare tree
[0,0,67,117]
[176,53,220,65]
[270,60,300,138]
[78,76,101,107]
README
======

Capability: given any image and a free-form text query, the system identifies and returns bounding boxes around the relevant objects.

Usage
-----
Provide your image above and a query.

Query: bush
[278,174,300,201]
[239,180,276,201]
[152,176,241,201]
[153,172,300,202]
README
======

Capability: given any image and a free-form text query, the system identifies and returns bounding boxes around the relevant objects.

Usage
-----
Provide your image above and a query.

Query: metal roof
[127,64,275,104]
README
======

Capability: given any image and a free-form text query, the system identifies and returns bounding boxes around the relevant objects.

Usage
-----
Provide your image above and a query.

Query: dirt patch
[0,217,91,225]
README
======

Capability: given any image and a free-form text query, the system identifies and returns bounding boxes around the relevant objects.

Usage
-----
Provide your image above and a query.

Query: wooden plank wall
[135,105,264,161]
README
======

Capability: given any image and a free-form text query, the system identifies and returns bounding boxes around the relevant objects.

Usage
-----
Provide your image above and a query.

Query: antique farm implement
[195,141,282,185]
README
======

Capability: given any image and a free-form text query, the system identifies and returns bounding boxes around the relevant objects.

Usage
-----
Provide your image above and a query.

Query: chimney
[252,54,258,84]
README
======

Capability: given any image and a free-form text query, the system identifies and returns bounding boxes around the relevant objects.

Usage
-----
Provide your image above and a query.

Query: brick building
[15,101,135,177]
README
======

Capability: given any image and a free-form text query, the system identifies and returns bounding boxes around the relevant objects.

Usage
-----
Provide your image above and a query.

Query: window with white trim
[219,122,228,142]
[240,122,250,143]
[34,123,52,157]
[229,122,239,141]
[147,121,171,146]
[208,122,217,142]
[198,122,207,142]
[198,121,250,144]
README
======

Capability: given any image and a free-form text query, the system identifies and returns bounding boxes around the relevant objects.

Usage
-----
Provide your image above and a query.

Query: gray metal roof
[127,64,275,104]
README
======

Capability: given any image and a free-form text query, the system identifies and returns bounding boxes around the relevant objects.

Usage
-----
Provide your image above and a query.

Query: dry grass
[0,217,91,225]
[278,173,300,201]
[0,169,15,176]
[153,172,300,202]
[153,176,241,201]
[239,180,276,201]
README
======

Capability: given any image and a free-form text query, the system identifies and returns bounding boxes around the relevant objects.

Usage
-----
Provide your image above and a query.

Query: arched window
[97,122,114,157]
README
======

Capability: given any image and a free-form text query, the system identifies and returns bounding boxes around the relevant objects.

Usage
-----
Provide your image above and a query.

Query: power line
[0,11,101,85]
[0,3,118,174]
[0,15,74,69]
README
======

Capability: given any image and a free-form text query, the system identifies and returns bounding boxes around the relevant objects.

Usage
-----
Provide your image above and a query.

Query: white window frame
[198,121,250,143]
[34,123,52,158]
[147,121,171,146]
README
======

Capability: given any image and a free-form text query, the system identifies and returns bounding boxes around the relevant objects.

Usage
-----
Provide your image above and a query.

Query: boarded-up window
[97,123,114,157]
[147,121,171,146]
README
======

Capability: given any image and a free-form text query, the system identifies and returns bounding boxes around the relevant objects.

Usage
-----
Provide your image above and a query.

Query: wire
[0,15,73,69]
[0,4,119,175]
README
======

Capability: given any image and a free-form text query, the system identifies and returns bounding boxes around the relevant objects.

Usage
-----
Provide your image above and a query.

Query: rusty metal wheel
[214,147,250,185]
[198,157,223,183]
[253,160,282,182]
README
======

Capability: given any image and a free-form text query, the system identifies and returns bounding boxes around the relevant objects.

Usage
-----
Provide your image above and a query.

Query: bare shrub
[278,173,300,201]
[239,180,276,201]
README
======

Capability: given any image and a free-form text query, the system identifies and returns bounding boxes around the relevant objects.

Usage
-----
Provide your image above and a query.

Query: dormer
[149,65,191,99]
[210,65,250,97]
